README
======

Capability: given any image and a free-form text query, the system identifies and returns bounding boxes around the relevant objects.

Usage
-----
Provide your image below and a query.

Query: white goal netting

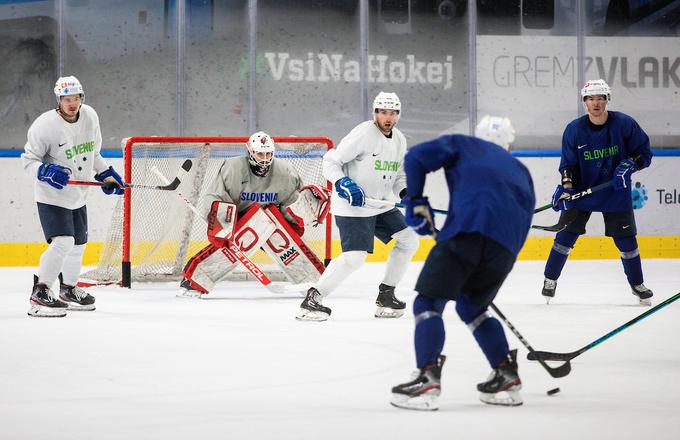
[81,136,332,287]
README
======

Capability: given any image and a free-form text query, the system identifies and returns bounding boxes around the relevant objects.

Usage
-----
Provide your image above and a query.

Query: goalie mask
[581,79,611,102]
[246,131,275,176]
[54,75,84,102]
[475,115,515,150]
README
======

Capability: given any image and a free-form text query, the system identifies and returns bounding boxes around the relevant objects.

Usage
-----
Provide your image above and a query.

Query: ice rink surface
[1,259,679,440]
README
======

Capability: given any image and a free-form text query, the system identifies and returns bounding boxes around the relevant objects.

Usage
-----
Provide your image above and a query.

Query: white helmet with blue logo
[54,76,84,102]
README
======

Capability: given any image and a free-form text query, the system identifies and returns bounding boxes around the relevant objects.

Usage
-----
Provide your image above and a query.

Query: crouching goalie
[178,131,330,297]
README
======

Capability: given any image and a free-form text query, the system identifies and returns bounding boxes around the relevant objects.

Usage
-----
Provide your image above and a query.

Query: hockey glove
[404,196,436,236]
[613,158,637,191]
[94,166,125,195]
[335,177,365,207]
[37,163,71,190]
[551,185,574,211]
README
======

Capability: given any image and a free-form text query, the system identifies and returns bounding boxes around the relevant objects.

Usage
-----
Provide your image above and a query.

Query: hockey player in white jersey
[178,131,330,297]
[21,76,125,317]
[297,92,419,321]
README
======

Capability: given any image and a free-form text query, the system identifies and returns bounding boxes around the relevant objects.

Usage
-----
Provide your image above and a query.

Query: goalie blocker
[182,185,330,294]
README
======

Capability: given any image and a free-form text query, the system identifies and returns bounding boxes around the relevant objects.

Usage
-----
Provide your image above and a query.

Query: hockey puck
[546,387,561,396]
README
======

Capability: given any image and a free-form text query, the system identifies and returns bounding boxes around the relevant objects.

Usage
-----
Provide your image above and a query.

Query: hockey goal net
[82,136,333,287]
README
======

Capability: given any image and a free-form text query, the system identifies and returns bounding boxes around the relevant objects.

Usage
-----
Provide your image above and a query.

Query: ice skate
[375,283,406,318]
[296,287,331,321]
[477,349,523,406]
[176,278,205,299]
[542,278,557,304]
[58,275,95,311]
[28,276,68,318]
[391,355,446,411]
[631,284,653,306]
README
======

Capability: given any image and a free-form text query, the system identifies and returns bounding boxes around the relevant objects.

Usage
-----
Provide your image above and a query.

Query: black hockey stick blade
[489,303,571,378]
[527,292,680,363]
[535,357,572,378]
[157,159,193,190]
[531,209,579,232]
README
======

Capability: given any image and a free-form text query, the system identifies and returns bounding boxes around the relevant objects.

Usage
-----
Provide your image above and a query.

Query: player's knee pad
[614,236,639,257]
[552,230,579,255]
[392,227,419,253]
[455,293,489,326]
[413,294,447,318]
[46,235,76,257]
[339,250,367,272]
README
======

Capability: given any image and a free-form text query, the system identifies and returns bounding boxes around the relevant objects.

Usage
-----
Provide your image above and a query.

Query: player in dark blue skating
[541,79,654,306]
[390,116,535,410]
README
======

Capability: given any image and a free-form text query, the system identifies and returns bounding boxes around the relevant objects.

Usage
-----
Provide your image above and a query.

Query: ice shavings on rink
[0,259,678,440]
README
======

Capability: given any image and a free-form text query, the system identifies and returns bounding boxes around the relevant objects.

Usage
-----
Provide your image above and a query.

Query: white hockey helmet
[246,131,275,176]
[373,92,401,120]
[54,75,84,101]
[475,115,515,150]
[581,79,611,102]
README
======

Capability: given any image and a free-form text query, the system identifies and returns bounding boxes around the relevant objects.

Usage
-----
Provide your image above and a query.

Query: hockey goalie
[178,131,331,297]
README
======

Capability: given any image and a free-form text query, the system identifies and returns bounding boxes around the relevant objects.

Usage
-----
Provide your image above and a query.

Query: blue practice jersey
[404,134,535,256]
[560,111,652,212]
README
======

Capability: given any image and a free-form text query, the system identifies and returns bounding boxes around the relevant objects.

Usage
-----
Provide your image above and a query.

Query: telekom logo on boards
[264,52,455,89]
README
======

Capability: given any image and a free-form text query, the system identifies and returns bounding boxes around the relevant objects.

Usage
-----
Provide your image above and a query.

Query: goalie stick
[531,181,614,232]
[489,303,571,378]
[149,166,289,294]
[68,159,193,191]
[527,291,680,364]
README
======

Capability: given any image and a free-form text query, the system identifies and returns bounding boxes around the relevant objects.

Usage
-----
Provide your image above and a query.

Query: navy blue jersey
[560,111,652,212]
[404,135,535,256]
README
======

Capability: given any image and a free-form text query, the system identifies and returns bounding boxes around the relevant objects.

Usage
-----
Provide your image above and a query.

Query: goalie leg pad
[264,205,325,284]
[182,244,238,294]
[183,205,278,293]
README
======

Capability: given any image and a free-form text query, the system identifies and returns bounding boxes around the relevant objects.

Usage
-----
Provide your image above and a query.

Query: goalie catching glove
[286,184,332,233]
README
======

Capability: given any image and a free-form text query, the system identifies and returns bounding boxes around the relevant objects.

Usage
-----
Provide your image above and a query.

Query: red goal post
[82,136,334,288]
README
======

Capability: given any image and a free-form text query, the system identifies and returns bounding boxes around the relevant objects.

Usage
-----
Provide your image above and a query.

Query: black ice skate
[477,349,523,406]
[296,287,331,321]
[542,278,557,304]
[59,275,96,311]
[631,284,653,306]
[375,283,406,318]
[28,275,68,318]
[391,355,446,411]
[177,277,204,299]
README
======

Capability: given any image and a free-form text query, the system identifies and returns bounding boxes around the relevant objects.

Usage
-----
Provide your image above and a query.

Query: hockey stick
[527,291,680,363]
[149,166,279,292]
[364,197,449,215]
[68,159,193,191]
[531,181,614,232]
[489,303,571,378]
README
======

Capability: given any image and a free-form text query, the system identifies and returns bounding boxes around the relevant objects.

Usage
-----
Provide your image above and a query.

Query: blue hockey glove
[94,166,125,195]
[37,163,71,190]
[335,177,365,207]
[551,185,574,211]
[613,158,637,191]
[404,196,436,236]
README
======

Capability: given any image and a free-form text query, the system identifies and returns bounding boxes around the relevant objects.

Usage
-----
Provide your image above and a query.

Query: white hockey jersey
[323,120,407,217]
[21,104,109,210]
[201,156,303,219]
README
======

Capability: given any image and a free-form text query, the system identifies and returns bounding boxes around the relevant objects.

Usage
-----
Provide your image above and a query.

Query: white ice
[1,260,679,440]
